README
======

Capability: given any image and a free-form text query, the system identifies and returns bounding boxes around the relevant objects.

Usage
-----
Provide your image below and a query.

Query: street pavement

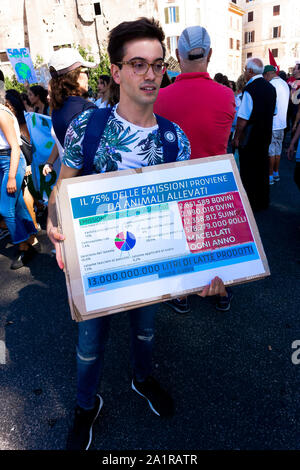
[0,151,300,451]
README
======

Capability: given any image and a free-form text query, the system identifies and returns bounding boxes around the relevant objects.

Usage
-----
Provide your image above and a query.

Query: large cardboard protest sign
[6,48,37,84]
[55,155,270,322]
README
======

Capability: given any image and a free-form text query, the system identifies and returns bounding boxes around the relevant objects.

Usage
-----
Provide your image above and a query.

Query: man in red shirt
[155,26,235,314]
[154,26,235,159]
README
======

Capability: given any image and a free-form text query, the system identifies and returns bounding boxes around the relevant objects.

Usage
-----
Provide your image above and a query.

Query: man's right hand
[47,226,65,270]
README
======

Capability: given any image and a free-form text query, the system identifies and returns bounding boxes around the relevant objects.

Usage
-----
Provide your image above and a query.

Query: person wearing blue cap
[154,25,235,314]
[155,25,235,162]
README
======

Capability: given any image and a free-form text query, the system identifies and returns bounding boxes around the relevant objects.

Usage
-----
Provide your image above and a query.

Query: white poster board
[56,155,270,321]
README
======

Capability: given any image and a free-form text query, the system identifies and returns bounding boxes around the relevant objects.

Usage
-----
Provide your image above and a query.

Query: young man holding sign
[47,17,226,450]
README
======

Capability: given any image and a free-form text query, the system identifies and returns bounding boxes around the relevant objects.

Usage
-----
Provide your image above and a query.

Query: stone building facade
[0,0,159,76]
[237,0,300,73]
[0,0,247,81]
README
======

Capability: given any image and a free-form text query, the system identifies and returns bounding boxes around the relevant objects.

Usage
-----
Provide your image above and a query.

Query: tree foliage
[4,75,26,93]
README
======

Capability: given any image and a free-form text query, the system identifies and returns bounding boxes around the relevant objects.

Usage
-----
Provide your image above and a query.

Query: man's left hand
[197,276,227,297]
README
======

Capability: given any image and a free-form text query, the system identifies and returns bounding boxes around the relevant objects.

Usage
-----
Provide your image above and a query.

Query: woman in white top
[0,82,38,269]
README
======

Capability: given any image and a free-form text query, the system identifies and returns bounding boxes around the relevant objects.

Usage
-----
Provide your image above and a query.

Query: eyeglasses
[117,60,168,75]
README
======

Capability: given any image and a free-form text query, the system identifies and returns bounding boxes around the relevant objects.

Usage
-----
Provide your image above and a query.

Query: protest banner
[35,64,51,89]
[6,48,37,84]
[55,155,270,322]
[24,112,60,203]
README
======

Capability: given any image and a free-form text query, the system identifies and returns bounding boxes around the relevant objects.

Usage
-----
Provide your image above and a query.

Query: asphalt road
[0,150,300,451]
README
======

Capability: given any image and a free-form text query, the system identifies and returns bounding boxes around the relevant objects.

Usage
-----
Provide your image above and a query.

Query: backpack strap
[82,107,112,175]
[81,109,179,175]
[155,113,179,163]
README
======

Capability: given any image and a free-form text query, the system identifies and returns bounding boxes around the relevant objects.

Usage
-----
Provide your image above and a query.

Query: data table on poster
[57,156,269,319]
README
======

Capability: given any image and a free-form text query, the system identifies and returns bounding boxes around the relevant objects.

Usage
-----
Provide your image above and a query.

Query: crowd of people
[0,17,299,451]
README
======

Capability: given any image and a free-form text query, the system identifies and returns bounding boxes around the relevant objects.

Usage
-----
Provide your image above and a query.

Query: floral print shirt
[63,105,191,173]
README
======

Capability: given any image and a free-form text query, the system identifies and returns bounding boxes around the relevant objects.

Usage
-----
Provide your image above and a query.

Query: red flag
[268,49,280,73]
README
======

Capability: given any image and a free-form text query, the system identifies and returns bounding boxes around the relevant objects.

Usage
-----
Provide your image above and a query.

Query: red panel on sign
[178,192,254,253]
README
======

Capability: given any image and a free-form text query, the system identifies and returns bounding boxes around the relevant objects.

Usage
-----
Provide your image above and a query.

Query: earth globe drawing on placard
[115,231,136,252]
[15,62,33,82]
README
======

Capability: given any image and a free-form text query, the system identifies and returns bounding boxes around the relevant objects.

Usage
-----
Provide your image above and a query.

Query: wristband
[45,162,53,167]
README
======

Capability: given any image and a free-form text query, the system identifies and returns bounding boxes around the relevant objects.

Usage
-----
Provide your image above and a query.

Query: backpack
[81,107,179,175]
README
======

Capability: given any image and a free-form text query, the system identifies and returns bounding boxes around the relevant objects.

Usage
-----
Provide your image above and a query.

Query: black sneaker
[215,288,233,312]
[10,246,36,270]
[132,376,174,417]
[66,394,103,450]
[165,297,191,314]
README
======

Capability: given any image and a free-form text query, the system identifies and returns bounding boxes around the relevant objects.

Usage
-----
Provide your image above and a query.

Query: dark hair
[236,74,247,92]
[214,73,224,84]
[229,80,236,92]
[108,17,166,65]
[29,85,48,104]
[107,80,120,107]
[6,89,26,125]
[0,69,4,82]
[98,74,110,85]
[160,72,171,88]
[214,73,231,88]
[20,92,31,107]
[222,75,230,88]
[49,68,83,109]
[278,70,287,81]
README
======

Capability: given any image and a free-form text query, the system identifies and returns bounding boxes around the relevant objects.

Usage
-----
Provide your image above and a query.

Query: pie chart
[115,231,136,251]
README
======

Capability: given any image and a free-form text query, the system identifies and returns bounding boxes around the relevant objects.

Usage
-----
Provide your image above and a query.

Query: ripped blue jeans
[76,304,157,410]
[0,154,37,244]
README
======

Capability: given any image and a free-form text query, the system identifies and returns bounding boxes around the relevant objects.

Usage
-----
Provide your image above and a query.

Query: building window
[245,31,255,44]
[273,26,281,38]
[167,36,179,55]
[272,48,278,58]
[164,6,179,24]
[237,40,240,51]
[229,38,234,49]
[248,11,254,22]
[273,5,280,16]
[94,2,101,16]
[53,44,72,51]
[247,52,252,58]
